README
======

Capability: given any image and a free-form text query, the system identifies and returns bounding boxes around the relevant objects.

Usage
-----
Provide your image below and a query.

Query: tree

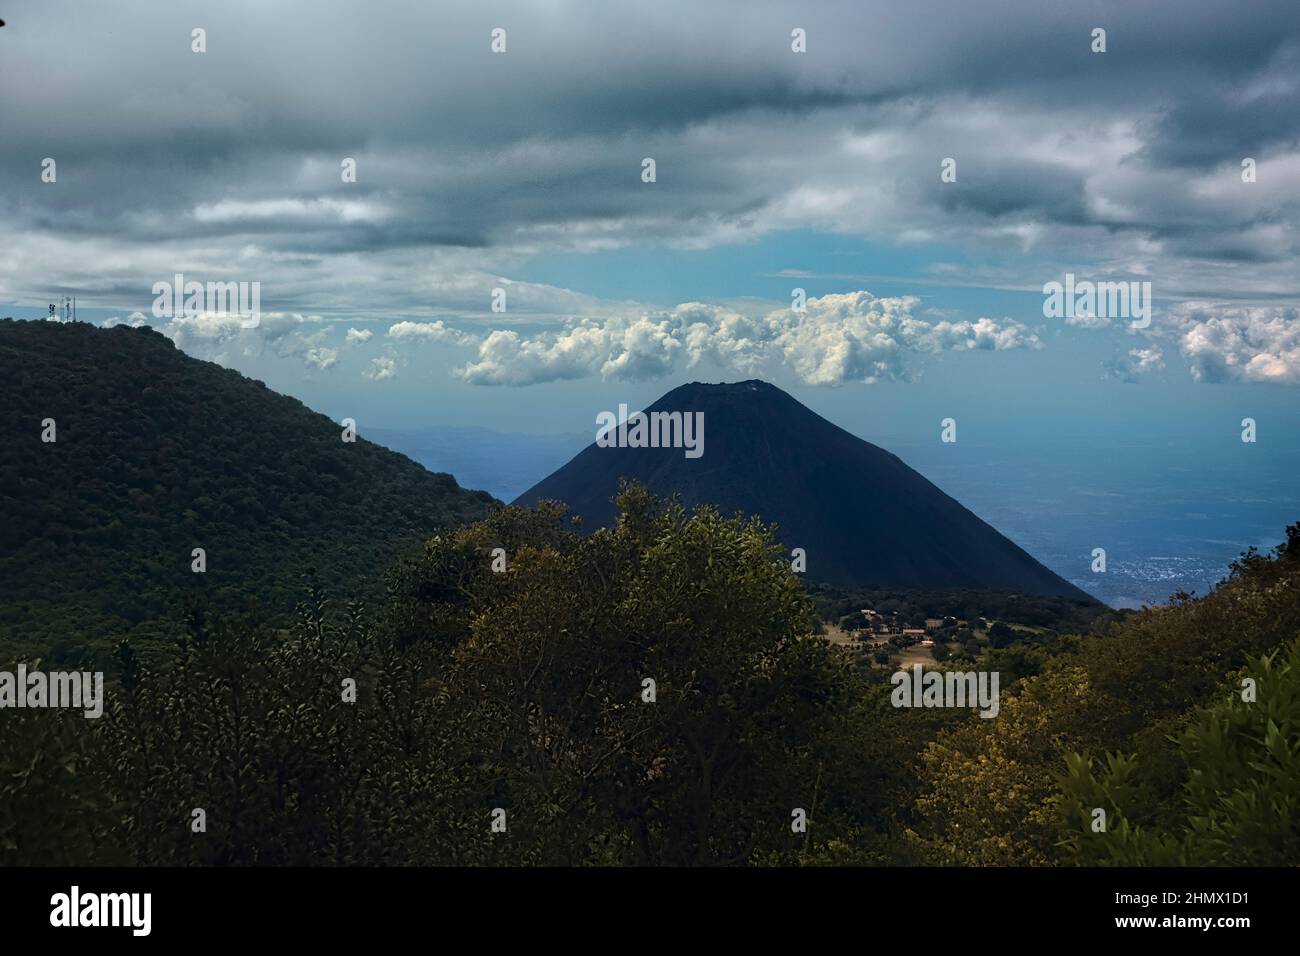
[401,485,873,865]
[987,621,1016,648]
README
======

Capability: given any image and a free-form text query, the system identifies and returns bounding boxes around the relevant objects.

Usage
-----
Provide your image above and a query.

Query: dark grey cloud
[936,161,1091,224]
[1,0,1299,321]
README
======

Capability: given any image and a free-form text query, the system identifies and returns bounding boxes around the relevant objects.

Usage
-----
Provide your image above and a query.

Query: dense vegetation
[3,484,1297,866]
[0,320,494,664]
[3,488,894,865]
[909,527,1300,865]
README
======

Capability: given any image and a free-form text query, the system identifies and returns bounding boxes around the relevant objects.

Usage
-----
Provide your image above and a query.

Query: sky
[2,0,1299,601]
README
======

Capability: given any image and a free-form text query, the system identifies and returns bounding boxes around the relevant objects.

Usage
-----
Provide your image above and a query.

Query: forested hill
[0,319,495,661]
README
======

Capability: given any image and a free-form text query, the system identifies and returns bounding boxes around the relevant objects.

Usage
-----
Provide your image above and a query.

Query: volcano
[515,380,1091,599]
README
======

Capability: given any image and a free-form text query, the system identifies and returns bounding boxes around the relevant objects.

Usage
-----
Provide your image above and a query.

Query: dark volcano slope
[516,380,1091,599]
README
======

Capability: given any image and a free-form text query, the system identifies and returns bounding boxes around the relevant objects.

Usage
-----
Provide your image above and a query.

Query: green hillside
[0,319,495,662]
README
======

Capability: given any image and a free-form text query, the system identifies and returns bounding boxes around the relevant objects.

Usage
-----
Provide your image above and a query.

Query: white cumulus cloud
[456,291,1039,387]
[364,356,397,381]
[303,346,338,370]
[387,320,474,346]
[1171,303,1300,384]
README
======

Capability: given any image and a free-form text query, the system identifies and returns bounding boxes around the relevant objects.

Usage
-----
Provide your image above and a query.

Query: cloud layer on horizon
[84,290,1300,389]
[453,292,1041,386]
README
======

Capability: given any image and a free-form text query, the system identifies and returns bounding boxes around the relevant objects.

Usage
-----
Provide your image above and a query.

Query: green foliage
[0,320,493,661]
[0,666,126,866]
[379,484,889,865]
[910,663,1094,865]
[6,486,903,865]
[910,525,1300,865]
[987,621,1016,648]
[1057,637,1300,866]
